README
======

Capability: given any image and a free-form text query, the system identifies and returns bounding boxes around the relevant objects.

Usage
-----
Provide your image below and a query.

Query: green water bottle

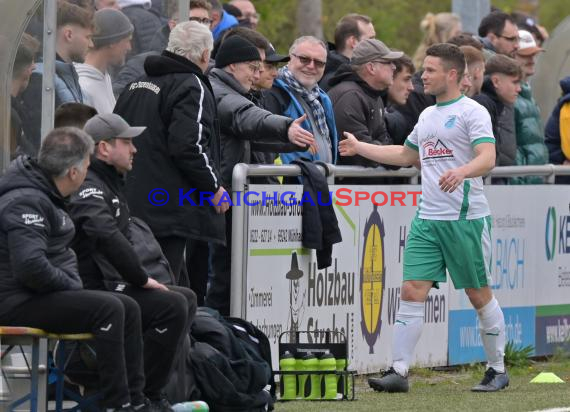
[320,353,337,400]
[302,354,319,399]
[336,358,351,398]
[279,351,297,400]
[171,401,209,411]
[296,356,306,398]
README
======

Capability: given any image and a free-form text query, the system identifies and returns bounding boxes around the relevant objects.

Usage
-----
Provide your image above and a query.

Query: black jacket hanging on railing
[291,159,342,269]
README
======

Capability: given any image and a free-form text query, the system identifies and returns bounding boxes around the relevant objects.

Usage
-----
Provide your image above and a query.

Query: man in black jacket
[328,38,402,181]
[473,54,522,169]
[69,113,195,410]
[0,128,148,412]
[114,21,229,286]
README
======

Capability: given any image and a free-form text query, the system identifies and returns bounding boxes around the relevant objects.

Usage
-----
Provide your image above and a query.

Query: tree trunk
[296,0,323,40]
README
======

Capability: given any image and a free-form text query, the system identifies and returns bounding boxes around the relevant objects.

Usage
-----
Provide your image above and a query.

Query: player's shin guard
[477,297,506,373]
[392,300,425,376]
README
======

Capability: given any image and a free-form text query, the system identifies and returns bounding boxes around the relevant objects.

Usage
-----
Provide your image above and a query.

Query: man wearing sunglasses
[477,10,520,60]
[265,36,338,166]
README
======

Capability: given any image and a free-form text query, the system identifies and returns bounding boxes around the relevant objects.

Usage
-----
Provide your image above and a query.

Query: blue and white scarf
[278,66,330,139]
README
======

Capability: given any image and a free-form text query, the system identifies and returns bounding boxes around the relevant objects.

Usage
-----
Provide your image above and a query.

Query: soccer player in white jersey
[339,43,508,393]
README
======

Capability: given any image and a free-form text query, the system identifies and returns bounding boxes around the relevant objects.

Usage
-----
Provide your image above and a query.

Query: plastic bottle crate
[273,330,356,401]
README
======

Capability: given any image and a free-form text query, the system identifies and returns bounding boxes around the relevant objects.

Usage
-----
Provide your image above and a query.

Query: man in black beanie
[206,35,316,315]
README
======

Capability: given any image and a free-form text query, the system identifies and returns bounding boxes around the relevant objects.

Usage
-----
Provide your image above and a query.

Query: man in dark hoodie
[328,38,402,176]
[473,54,522,169]
[69,113,193,411]
[114,21,229,287]
[0,128,150,412]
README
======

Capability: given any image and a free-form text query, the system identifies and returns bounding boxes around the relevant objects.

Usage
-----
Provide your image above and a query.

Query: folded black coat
[291,159,342,269]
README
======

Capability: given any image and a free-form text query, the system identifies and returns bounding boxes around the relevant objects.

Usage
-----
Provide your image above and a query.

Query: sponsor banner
[448,306,535,365]
[245,185,448,373]
[243,184,570,371]
[535,305,570,356]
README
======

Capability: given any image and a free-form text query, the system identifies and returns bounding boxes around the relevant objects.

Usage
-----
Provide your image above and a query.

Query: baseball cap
[517,30,544,56]
[265,44,289,63]
[350,39,403,65]
[84,113,146,143]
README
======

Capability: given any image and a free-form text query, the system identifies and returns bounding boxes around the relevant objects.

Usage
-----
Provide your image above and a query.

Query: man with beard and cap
[69,113,195,410]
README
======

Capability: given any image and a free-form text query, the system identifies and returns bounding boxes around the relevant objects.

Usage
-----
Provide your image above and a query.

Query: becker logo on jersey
[422,138,454,160]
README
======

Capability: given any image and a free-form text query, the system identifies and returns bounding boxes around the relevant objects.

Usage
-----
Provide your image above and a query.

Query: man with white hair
[114,21,229,287]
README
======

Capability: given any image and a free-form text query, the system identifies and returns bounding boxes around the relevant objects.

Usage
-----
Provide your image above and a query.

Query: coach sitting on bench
[0,127,148,411]
[68,113,196,411]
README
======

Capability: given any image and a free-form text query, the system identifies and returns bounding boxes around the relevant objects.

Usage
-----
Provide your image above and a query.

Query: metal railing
[230,163,570,316]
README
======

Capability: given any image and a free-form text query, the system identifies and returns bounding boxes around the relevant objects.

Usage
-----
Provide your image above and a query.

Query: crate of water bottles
[274,330,355,401]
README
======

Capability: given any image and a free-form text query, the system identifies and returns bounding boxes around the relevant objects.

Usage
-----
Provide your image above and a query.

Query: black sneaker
[134,397,173,412]
[471,367,509,392]
[368,367,409,393]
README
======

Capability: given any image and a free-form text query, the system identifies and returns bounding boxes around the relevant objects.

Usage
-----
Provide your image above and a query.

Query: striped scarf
[278,66,330,139]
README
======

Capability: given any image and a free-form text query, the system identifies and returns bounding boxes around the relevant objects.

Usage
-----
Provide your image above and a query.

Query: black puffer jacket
[327,64,392,167]
[69,159,151,290]
[209,68,293,189]
[0,156,82,319]
[114,51,225,243]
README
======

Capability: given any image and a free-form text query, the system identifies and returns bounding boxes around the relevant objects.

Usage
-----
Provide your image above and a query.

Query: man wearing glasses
[327,39,403,181]
[206,35,316,315]
[265,36,338,166]
[477,11,520,60]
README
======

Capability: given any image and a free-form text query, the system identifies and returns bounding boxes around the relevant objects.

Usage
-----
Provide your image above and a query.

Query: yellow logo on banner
[360,205,385,354]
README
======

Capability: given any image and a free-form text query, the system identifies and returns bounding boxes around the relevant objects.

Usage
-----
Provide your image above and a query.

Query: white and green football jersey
[404,95,495,220]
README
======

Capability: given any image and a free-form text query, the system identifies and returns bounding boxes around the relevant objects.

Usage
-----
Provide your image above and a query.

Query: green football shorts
[403,216,492,289]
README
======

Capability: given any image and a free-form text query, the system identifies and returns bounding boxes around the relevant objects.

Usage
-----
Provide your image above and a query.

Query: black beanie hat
[215,35,261,68]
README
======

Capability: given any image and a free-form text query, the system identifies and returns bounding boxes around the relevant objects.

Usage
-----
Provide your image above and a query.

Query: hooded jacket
[114,50,225,243]
[212,11,238,42]
[19,57,84,155]
[473,76,516,167]
[319,49,349,92]
[545,76,570,184]
[75,63,116,114]
[512,82,548,183]
[327,64,392,168]
[208,68,293,188]
[0,156,82,319]
[69,159,152,291]
[545,76,570,164]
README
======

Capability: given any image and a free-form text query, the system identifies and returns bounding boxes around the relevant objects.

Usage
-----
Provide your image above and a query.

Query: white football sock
[477,297,506,373]
[392,300,425,376]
